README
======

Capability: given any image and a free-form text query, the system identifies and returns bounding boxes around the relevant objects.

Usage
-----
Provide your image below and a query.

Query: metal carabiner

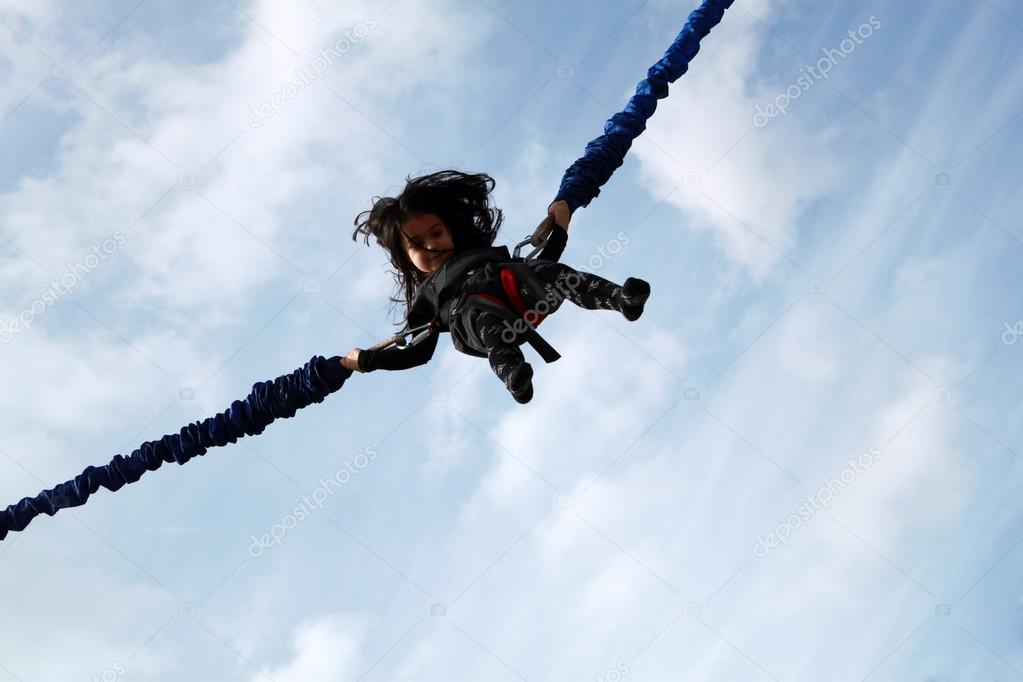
[512,214,555,261]
[368,320,433,351]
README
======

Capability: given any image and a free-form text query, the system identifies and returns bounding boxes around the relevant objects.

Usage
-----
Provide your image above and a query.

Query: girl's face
[401,213,455,273]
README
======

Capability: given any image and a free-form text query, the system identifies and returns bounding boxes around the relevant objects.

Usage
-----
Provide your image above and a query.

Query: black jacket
[358,225,567,372]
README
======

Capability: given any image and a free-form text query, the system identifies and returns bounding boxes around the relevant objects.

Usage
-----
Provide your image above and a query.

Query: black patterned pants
[462,261,626,386]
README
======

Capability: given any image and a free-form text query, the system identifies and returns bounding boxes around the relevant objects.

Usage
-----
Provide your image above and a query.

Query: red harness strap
[463,270,561,363]
[500,268,547,326]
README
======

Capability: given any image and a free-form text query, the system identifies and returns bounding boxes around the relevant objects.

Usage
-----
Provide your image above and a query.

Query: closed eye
[407,228,443,251]
[411,235,441,250]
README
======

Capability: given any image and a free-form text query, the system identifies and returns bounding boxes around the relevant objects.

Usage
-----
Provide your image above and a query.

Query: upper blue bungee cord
[553,0,734,213]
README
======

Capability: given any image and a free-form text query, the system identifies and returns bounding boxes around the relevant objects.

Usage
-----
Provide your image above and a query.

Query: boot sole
[507,363,534,403]
[621,277,651,321]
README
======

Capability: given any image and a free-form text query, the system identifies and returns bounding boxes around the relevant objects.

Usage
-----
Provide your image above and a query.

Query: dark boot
[616,277,651,321]
[489,346,533,404]
[505,362,534,404]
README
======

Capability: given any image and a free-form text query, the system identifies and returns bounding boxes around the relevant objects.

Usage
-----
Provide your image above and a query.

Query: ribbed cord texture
[0,355,352,540]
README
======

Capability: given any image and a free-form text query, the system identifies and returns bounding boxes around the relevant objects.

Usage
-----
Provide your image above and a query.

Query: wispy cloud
[2,0,1022,679]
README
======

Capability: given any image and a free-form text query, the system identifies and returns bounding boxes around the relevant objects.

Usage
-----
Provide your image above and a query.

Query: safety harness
[447,260,561,363]
[377,219,563,363]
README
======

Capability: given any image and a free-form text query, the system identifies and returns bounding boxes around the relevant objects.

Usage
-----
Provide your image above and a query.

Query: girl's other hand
[341,348,363,372]
[547,200,571,232]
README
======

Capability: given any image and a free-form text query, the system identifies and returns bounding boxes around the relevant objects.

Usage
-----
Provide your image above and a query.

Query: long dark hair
[352,169,504,326]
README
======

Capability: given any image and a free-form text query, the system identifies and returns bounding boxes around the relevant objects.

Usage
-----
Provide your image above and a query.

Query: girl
[340,170,650,403]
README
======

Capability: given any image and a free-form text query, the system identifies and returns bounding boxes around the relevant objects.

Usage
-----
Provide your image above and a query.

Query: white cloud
[2,1,1020,680]
[0,0,493,327]
[257,614,367,682]
[633,0,844,281]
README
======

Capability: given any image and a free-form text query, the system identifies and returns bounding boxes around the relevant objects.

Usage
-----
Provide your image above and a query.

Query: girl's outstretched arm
[341,328,439,373]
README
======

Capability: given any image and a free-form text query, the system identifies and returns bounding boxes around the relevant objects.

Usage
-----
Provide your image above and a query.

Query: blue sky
[1,0,1022,679]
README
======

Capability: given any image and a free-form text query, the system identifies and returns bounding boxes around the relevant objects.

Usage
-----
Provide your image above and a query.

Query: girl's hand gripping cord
[341,348,363,372]
[547,199,571,231]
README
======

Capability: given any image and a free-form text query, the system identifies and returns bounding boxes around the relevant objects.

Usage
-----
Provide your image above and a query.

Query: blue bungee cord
[0,0,734,540]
